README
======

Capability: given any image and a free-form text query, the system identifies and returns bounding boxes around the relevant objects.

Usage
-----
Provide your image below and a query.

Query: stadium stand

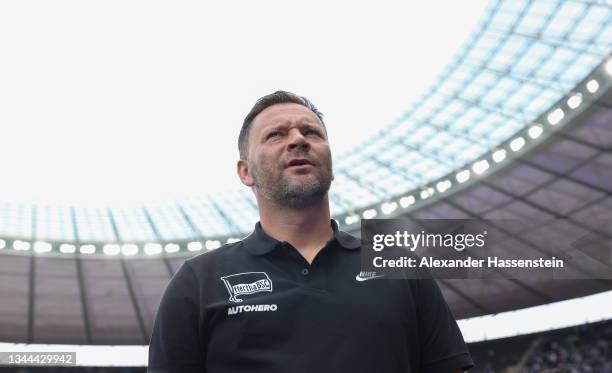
[469,319,612,372]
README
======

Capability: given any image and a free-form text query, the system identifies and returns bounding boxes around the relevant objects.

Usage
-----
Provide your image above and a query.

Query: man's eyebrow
[262,122,288,133]
[266,118,323,130]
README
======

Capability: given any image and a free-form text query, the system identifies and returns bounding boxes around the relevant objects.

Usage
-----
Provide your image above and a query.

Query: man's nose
[287,129,310,151]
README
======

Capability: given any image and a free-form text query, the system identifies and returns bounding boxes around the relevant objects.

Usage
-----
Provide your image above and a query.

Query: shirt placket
[282,242,328,292]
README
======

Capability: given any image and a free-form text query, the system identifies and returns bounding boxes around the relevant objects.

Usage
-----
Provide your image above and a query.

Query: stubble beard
[252,161,333,209]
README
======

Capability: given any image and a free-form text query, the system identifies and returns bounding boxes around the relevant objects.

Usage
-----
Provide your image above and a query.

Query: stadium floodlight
[420,187,435,200]
[606,59,612,75]
[164,243,180,253]
[79,244,96,255]
[103,244,120,256]
[362,209,377,219]
[33,241,53,253]
[121,244,138,256]
[205,240,221,250]
[492,149,507,163]
[226,237,240,244]
[344,214,360,225]
[567,93,582,109]
[59,243,76,254]
[187,241,203,252]
[528,125,543,139]
[472,159,490,175]
[381,201,398,215]
[510,137,525,152]
[436,180,452,193]
[399,195,415,208]
[547,108,564,125]
[13,240,31,251]
[144,243,162,255]
[456,169,471,183]
[586,79,599,93]
[0,239,5,249]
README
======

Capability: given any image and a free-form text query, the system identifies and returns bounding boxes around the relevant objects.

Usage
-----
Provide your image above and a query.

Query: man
[148,91,474,372]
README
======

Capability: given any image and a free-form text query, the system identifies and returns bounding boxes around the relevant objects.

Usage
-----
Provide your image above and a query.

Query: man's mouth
[287,159,313,168]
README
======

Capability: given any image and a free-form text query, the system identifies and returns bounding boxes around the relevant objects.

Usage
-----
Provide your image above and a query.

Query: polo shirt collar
[243,219,361,256]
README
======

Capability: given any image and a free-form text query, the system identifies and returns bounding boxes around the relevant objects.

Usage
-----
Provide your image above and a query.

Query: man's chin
[286,180,331,197]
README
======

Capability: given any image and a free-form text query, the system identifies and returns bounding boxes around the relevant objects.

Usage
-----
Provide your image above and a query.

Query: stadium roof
[0,0,610,251]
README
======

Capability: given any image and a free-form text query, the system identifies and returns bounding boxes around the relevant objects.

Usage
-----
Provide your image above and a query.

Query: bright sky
[0,0,488,206]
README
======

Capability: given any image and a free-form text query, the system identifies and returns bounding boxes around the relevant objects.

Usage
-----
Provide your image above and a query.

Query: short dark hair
[238,90,325,160]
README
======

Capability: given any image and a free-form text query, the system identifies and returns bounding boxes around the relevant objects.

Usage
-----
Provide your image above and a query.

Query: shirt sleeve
[416,279,474,373]
[148,262,206,373]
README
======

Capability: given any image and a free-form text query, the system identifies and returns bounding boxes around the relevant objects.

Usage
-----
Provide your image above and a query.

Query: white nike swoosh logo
[355,274,385,281]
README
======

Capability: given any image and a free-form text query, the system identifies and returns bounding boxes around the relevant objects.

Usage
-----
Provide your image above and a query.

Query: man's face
[238,103,334,208]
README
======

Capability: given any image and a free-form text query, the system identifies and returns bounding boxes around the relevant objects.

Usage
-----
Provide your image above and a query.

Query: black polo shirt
[148,220,473,373]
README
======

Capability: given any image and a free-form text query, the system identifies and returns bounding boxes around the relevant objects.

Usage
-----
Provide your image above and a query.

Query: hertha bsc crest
[220,272,273,303]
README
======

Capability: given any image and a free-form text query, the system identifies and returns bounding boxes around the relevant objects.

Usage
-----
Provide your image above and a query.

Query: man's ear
[237,159,255,187]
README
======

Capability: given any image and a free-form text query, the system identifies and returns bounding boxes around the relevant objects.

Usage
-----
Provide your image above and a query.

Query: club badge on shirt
[220,271,273,303]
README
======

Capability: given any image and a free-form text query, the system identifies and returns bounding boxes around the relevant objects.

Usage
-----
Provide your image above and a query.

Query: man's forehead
[251,103,323,131]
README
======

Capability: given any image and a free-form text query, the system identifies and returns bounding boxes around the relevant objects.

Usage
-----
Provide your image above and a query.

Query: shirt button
[301,268,309,276]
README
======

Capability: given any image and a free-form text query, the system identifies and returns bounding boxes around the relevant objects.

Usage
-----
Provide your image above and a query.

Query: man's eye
[306,130,321,137]
[266,132,280,139]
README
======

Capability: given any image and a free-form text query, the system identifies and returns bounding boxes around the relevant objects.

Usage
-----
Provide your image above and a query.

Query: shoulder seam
[183,261,199,285]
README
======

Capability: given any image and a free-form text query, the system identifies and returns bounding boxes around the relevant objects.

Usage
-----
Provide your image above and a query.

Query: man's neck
[258,197,334,264]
